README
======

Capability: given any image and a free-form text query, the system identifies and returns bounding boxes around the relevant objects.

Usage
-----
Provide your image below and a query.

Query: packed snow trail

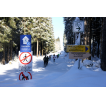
[0,51,106,87]
[0,51,74,87]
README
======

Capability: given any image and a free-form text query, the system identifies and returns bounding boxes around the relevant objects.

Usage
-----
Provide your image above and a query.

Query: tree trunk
[39,41,40,56]
[42,41,43,56]
[39,51,40,56]
[16,46,18,56]
[42,49,43,56]
[10,40,13,60]
[89,17,92,60]
[37,39,38,57]
[92,36,94,57]
[100,18,103,59]
[7,44,10,63]
[101,18,106,71]
[34,42,35,55]
[23,21,25,35]
[2,44,5,65]
[97,39,100,58]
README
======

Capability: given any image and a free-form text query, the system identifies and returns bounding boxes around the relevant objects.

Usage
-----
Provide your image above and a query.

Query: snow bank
[93,59,101,68]
[83,59,101,70]
[83,60,93,67]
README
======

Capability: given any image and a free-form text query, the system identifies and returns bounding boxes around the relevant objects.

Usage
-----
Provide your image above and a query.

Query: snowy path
[0,51,106,87]
[0,52,74,87]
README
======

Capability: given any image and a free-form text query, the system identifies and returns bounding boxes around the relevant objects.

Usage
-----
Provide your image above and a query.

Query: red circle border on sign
[19,52,32,65]
[19,72,32,81]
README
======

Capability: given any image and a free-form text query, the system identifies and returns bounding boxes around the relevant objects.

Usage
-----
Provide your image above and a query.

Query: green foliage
[0,17,55,53]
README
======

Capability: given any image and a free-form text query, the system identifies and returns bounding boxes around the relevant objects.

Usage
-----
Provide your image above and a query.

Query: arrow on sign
[76,26,81,31]
[85,46,88,51]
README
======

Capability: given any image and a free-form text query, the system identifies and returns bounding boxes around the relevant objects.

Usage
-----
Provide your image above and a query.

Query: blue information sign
[20,35,31,52]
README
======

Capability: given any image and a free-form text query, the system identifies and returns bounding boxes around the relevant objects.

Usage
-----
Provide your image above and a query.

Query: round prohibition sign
[19,72,32,81]
[19,52,32,65]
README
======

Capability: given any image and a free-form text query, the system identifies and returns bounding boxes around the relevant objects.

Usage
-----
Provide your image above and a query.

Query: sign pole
[78,33,80,69]
[19,35,32,81]
[71,19,85,69]
[78,58,79,69]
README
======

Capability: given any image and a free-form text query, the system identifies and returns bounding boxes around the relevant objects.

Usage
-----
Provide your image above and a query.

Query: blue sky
[52,17,65,50]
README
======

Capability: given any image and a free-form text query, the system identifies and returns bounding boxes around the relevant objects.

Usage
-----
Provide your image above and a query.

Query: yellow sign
[66,45,90,53]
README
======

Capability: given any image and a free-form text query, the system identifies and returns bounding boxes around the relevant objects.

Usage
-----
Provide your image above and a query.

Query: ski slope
[0,51,106,87]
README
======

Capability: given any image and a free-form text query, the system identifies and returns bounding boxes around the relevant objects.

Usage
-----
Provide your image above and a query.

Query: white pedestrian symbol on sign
[23,54,28,62]
[22,36,29,44]
[19,52,32,65]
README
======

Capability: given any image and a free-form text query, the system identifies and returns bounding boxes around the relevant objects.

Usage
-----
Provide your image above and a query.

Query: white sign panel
[19,51,33,72]
[69,52,91,59]
[72,21,84,32]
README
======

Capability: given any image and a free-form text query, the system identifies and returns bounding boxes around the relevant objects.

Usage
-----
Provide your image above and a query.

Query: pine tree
[0,17,55,64]
[0,18,12,64]
[0,17,17,64]
[101,17,106,71]
[63,33,67,51]
[30,17,55,56]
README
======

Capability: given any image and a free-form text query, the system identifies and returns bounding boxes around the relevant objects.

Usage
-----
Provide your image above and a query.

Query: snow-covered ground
[0,51,106,87]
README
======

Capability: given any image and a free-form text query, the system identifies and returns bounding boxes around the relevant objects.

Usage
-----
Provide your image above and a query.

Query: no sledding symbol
[19,72,32,81]
[19,52,32,65]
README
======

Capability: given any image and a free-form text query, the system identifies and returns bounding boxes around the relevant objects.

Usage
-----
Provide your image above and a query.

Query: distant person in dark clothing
[57,55,58,58]
[58,54,59,58]
[53,54,56,62]
[46,56,49,65]
[43,56,47,67]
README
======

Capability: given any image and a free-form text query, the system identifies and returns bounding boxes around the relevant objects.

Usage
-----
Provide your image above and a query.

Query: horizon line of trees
[55,37,61,52]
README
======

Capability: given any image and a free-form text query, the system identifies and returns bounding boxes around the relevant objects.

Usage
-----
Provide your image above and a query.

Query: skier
[57,55,58,58]
[53,54,56,62]
[46,56,49,65]
[58,54,59,58]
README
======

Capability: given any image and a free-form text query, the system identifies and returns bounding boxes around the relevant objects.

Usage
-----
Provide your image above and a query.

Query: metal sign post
[78,33,80,69]
[19,35,32,81]
[72,20,85,69]
[78,58,80,69]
